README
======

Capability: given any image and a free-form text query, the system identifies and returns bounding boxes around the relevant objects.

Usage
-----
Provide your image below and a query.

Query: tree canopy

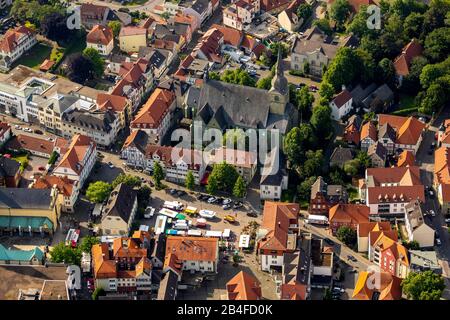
[402,270,445,300]
[86,181,112,203]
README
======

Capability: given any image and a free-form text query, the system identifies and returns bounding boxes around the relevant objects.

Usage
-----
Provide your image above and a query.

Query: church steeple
[270,47,288,96]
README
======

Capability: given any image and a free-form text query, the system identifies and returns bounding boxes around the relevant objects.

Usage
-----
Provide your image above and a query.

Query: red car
[38,166,45,171]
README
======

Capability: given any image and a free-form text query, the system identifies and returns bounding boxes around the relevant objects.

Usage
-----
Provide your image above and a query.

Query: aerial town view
[0,0,448,308]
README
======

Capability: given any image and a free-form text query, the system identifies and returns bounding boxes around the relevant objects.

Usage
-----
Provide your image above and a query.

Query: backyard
[392,94,418,116]
[12,43,52,69]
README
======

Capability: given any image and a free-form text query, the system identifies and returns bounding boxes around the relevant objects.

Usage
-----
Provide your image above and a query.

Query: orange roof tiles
[366,166,422,186]
[434,146,450,185]
[119,26,147,37]
[55,134,95,175]
[32,175,76,197]
[353,271,402,300]
[358,222,391,238]
[6,134,55,156]
[329,204,370,225]
[97,93,129,113]
[131,88,175,129]
[92,243,117,279]
[397,150,415,167]
[0,26,34,54]
[39,59,55,72]
[226,271,262,300]
[394,39,423,77]
[87,24,113,46]
[373,233,409,266]
[360,121,377,142]
[211,24,243,47]
[378,114,425,146]
[165,236,218,262]
[259,202,299,252]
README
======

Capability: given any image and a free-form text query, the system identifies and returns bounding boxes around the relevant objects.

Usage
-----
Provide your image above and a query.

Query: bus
[305,215,329,225]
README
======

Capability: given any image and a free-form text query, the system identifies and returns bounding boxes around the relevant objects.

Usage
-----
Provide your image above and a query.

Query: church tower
[269,48,289,115]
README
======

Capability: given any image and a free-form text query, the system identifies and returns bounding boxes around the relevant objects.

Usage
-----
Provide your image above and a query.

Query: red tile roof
[332,89,352,109]
[87,24,113,46]
[367,185,425,204]
[97,93,129,113]
[329,204,370,224]
[394,39,423,76]
[226,271,262,300]
[434,146,450,185]
[397,150,415,167]
[366,166,422,186]
[0,26,34,54]
[357,222,392,238]
[32,175,76,197]
[210,24,243,47]
[6,134,55,156]
[378,114,425,146]
[55,134,95,175]
[165,236,218,262]
[360,121,377,142]
[119,26,147,37]
[345,123,360,145]
[258,202,299,252]
[353,270,402,300]
[131,88,174,129]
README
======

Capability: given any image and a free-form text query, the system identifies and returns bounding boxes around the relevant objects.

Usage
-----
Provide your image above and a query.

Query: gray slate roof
[102,183,137,224]
[0,188,52,209]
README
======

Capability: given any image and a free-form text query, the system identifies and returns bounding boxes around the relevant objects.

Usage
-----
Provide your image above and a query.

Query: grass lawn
[13,43,52,69]
[393,94,419,115]
[125,0,150,5]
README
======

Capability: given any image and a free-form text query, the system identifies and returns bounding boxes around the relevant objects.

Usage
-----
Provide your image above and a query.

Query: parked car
[233,201,243,209]
[222,198,232,205]
[107,162,114,169]
[347,255,357,262]
[38,166,45,171]
[333,287,345,293]
[430,209,436,217]
[207,197,217,204]
[14,125,22,130]
[224,215,237,223]
[429,190,435,198]
[444,218,450,224]
[24,127,32,132]
[247,211,258,218]
[348,269,358,274]
[222,204,231,210]
[34,129,43,135]
[169,189,178,195]
[436,238,442,246]
[176,190,187,197]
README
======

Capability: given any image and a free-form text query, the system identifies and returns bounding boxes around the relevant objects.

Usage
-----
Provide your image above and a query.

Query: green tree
[356,151,372,173]
[295,86,314,117]
[377,58,397,88]
[137,185,151,207]
[208,162,239,193]
[108,20,122,37]
[111,174,142,189]
[346,5,376,38]
[220,69,256,87]
[300,150,324,178]
[330,0,351,29]
[424,27,450,62]
[206,172,219,195]
[79,236,99,253]
[336,226,357,247]
[323,48,360,92]
[420,57,450,88]
[209,71,220,80]
[311,104,334,141]
[256,76,273,89]
[152,161,164,189]
[297,3,313,20]
[313,18,332,35]
[50,242,82,265]
[86,181,112,203]
[82,48,105,78]
[233,175,247,198]
[284,124,316,167]
[92,287,105,300]
[185,170,195,190]
[344,159,360,176]
[403,12,424,39]
[319,81,335,103]
[402,270,445,300]
[297,176,317,202]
